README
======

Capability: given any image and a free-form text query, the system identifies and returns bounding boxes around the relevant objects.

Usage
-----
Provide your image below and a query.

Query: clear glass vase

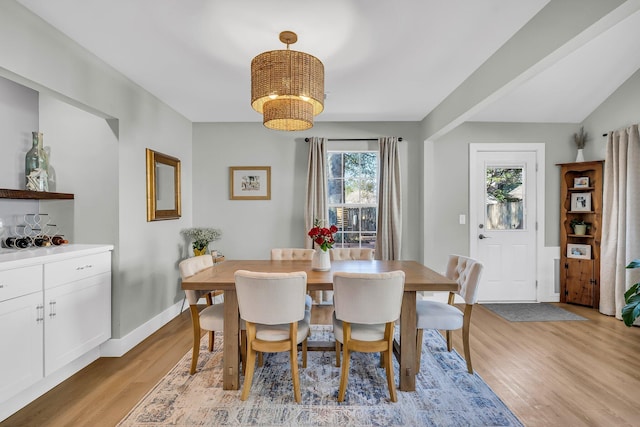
[25,132,49,191]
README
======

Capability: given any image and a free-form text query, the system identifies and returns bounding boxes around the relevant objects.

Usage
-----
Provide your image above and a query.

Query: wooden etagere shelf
[0,188,74,200]
[557,160,604,308]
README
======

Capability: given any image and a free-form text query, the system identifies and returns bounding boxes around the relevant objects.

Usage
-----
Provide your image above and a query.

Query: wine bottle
[4,237,16,248]
[51,235,65,246]
[15,238,30,249]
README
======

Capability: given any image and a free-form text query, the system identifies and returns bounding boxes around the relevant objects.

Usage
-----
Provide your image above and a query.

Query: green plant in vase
[181,227,222,256]
[569,219,590,235]
[622,259,640,327]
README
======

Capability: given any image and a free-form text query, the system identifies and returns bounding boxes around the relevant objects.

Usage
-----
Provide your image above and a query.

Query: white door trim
[469,143,546,302]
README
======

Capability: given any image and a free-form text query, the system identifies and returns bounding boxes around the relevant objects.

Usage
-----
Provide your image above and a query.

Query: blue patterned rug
[118,326,522,426]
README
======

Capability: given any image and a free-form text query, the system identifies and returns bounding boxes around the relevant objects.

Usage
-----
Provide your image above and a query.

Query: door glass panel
[485,166,524,230]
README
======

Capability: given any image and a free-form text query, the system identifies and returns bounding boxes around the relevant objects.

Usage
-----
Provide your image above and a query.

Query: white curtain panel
[600,124,640,319]
[304,137,327,249]
[375,137,402,260]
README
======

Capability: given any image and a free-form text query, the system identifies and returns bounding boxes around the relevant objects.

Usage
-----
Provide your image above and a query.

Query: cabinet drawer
[45,252,111,289]
[0,265,42,302]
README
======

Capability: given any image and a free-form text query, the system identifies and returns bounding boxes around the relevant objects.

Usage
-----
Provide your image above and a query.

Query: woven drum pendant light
[251,31,324,131]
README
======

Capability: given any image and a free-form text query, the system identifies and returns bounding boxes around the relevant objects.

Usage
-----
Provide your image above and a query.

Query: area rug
[118,326,522,427]
[482,303,588,322]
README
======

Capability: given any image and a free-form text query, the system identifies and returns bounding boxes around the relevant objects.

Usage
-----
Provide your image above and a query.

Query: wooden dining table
[181,259,457,391]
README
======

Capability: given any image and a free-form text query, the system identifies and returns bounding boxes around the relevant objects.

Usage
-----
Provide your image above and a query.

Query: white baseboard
[100,299,184,357]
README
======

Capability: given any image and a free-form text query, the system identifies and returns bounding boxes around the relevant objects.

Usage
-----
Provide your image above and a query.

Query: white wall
[582,68,640,159]
[0,1,193,339]
[423,122,579,271]
[192,121,424,261]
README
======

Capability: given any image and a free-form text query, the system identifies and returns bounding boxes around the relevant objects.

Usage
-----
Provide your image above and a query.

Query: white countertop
[0,244,114,271]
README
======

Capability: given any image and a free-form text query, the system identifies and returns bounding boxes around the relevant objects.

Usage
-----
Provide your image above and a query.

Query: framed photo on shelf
[567,243,591,260]
[229,166,271,200]
[574,177,589,188]
[571,192,591,211]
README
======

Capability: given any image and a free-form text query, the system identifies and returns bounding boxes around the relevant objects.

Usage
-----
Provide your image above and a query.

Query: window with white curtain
[327,151,378,248]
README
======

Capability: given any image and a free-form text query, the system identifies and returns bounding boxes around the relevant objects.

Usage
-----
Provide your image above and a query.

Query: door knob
[478,234,491,239]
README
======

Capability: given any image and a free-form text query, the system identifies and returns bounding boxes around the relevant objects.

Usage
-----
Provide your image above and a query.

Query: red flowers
[308,222,338,252]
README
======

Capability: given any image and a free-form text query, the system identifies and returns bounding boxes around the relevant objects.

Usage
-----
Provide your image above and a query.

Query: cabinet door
[45,273,111,376]
[564,258,594,306]
[0,292,44,402]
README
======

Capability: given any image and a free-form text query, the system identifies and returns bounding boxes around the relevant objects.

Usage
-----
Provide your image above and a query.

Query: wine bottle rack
[1,213,66,249]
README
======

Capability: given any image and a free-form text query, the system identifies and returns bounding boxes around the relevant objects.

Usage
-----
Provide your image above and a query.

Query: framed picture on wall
[570,192,591,211]
[229,166,271,200]
[567,243,591,259]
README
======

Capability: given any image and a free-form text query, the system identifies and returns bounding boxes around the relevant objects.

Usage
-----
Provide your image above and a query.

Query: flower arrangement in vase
[308,219,338,271]
[308,219,338,251]
[573,127,589,162]
[181,227,222,256]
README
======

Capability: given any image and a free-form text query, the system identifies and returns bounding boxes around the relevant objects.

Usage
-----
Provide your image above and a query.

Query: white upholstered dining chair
[235,270,310,403]
[416,254,484,374]
[329,247,374,261]
[270,248,315,260]
[179,255,225,375]
[332,270,405,402]
[270,248,315,309]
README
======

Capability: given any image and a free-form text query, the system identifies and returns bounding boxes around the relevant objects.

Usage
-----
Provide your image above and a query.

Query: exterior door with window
[470,148,539,302]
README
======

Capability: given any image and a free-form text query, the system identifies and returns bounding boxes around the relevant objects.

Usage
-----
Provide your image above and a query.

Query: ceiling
[14,0,640,134]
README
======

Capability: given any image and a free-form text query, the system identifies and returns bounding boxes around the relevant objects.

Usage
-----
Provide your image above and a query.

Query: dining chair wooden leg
[337,344,351,402]
[384,324,397,402]
[335,341,341,367]
[208,331,214,352]
[384,347,397,402]
[446,329,453,351]
[290,324,302,403]
[258,352,264,367]
[462,305,474,373]
[416,328,424,373]
[189,305,201,375]
[302,339,307,368]
[241,327,257,401]
[240,330,247,375]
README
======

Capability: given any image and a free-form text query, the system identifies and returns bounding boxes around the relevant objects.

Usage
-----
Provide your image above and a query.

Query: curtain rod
[304,137,403,142]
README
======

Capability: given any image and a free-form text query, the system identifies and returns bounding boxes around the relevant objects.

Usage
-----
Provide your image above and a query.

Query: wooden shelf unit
[0,189,74,200]
[557,160,604,308]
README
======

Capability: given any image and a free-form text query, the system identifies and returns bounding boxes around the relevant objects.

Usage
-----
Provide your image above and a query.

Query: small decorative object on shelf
[573,127,589,162]
[308,219,338,271]
[25,131,49,191]
[181,227,222,257]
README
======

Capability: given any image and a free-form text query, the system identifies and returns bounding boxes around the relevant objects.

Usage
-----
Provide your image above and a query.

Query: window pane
[327,153,343,179]
[328,178,343,204]
[361,207,377,231]
[485,166,524,230]
[327,150,378,248]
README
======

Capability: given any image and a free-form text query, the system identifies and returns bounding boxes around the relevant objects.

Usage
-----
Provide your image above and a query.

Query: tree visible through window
[327,151,378,248]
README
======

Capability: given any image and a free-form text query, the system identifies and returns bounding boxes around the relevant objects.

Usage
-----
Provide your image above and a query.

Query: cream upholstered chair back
[179,256,214,304]
[234,270,310,403]
[445,255,484,304]
[329,248,374,261]
[235,270,308,325]
[333,271,405,325]
[270,248,315,261]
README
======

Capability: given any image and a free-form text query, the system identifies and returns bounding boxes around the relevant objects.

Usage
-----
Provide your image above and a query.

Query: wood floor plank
[2,303,640,426]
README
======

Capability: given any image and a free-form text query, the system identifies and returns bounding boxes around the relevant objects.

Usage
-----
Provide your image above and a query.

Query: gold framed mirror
[146,148,181,221]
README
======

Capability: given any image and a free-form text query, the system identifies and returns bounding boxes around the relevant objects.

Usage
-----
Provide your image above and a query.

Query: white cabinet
[0,265,44,403]
[44,252,111,375]
[0,245,112,421]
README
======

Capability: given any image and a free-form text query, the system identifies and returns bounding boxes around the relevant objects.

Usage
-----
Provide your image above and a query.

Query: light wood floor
[3,303,640,427]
